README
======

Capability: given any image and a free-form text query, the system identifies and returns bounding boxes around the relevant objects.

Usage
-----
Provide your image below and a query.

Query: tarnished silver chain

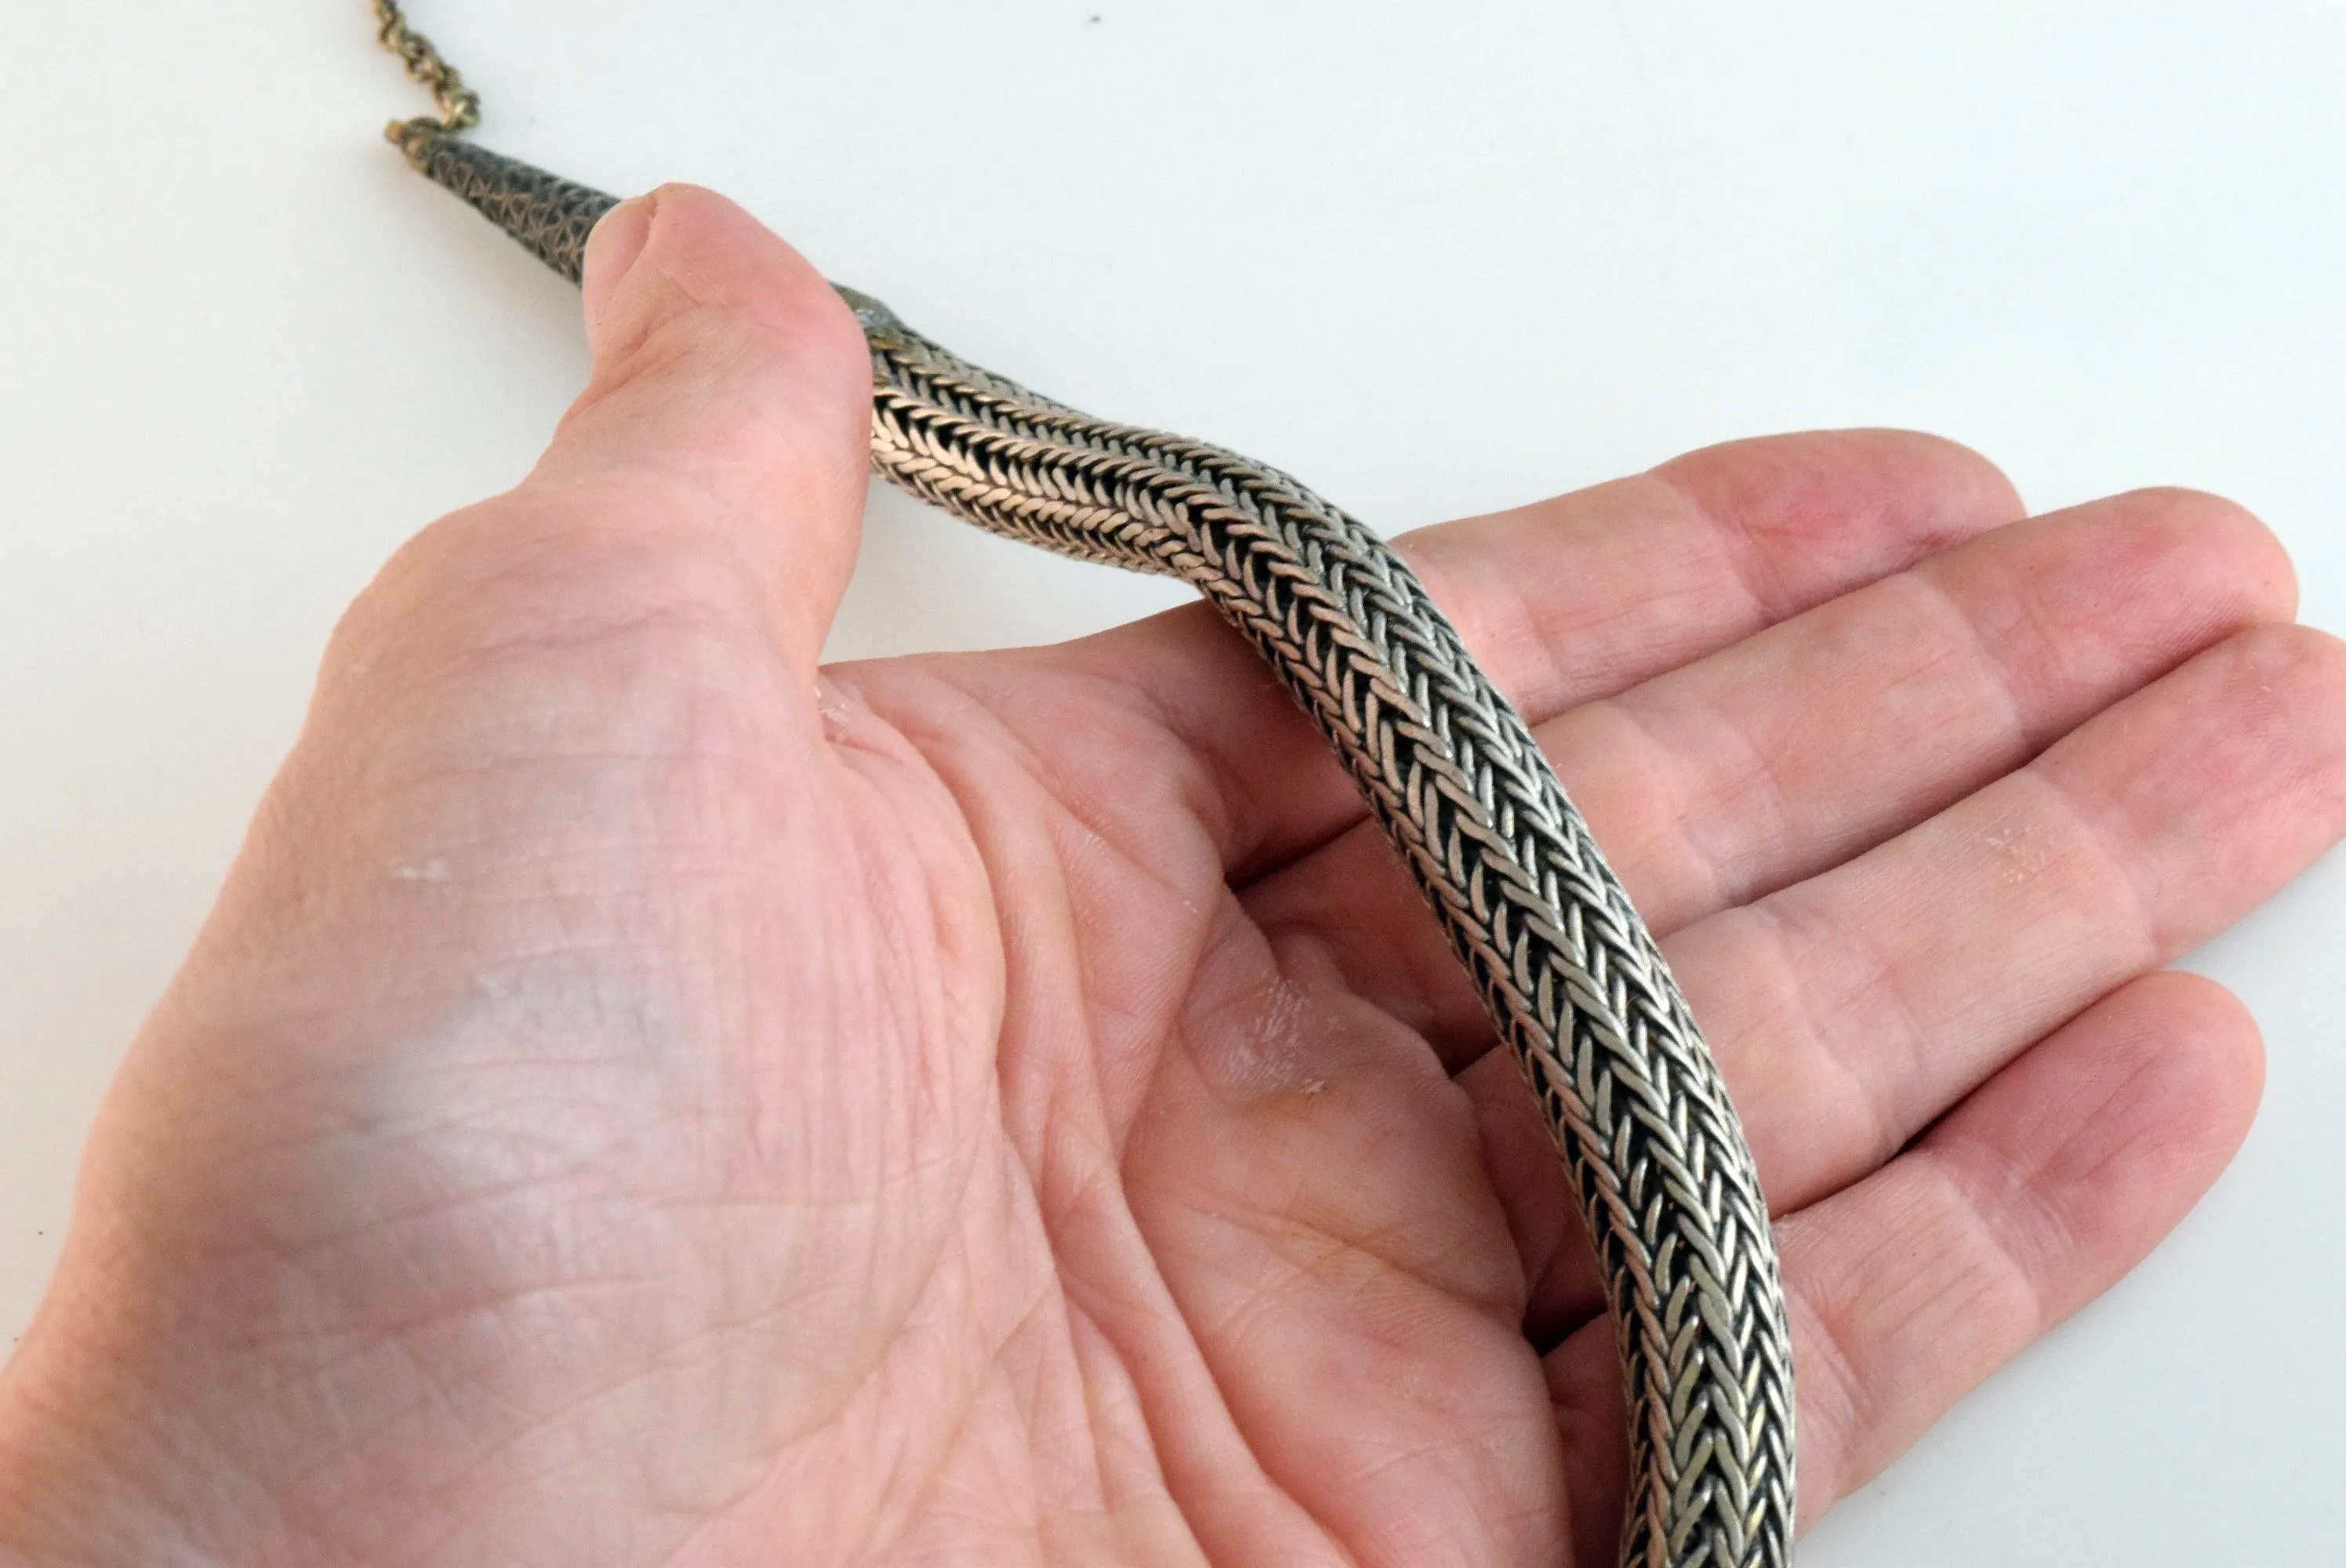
[373,8,1797,1563]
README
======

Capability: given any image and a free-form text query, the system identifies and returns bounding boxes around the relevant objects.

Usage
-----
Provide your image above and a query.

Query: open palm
[3,188,2341,1568]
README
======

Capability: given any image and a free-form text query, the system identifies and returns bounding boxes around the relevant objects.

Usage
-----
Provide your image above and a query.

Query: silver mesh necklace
[372,6,1796,1563]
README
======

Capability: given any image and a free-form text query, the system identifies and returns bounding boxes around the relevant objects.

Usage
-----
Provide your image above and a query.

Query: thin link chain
[376,0,481,165]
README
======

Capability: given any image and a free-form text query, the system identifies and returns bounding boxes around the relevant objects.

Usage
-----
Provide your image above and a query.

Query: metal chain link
[376,0,481,166]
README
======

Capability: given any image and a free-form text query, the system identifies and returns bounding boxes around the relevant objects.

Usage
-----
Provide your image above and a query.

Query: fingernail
[583,192,659,307]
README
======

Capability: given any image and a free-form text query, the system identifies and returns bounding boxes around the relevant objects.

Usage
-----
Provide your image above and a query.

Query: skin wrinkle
[722,718,1182,1567]
[174,1115,623,1268]
[1,1329,304,1568]
[1773,1238,1874,1515]
[1744,893,1931,1189]
[1119,1104,1436,1566]
[1032,647,1251,872]
[816,808,948,1150]
[1952,535,2107,728]
[594,231,853,371]
[1801,1166,2041,1501]
[372,1278,712,1458]
[1030,1005,1131,1313]
[272,1042,924,1559]
[2100,490,2299,640]
[1396,493,1713,732]
[2037,1049,2224,1208]
[350,771,793,876]
[1643,468,1783,630]
[245,1144,652,1273]
[1920,1154,2056,1346]
[964,839,1095,1168]
[1137,1177,1532,1564]
[1592,687,1760,921]
[355,578,778,694]
[1646,441,1989,628]
[934,1191,1124,1561]
[996,1308,1099,1533]
[167,1312,452,1565]
[1539,1350,1624,1565]
[316,816,821,948]
[356,746,793,802]
[1908,1148,2067,1348]
[908,663,1226,945]
[1127,651,1341,884]
[815,735,997,991]
[1902,562,2040,763]
[1286,1136,1520,1325]
[559,330,863,510]
[1480,1082,1585,1335]
[868,668,1224,1142]
[1033,1203,1239,1551]
[1680,437,2022,609]
[1065,1262,1330,1568]
[845,1278,1048,1561]
[1534,696,1709,926]
[111,1043,609,1185]
[2035,1075,2225,1232]
[906,794,1106,1163]
[1250,873,1465,1052]
[1054,1306,1177,1561]
[1385,524,1577,730]
[650,1228,980,1544]
[1921,998,2231,1305]
[2003,764,2166,978]
[346,521,801,714]
[964,1303,1097,1552]
[278,1276,634,1411]
[1175,1210,1422,1356]
[1257,1479,1368,1568]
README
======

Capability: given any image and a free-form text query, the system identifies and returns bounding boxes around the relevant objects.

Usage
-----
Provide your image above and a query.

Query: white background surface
[3,3,2342,1561]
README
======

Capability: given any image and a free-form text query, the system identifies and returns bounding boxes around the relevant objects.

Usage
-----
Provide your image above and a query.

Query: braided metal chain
[375,0,480,167]
[859,308,1798,1568]
[373,9,1797,1562]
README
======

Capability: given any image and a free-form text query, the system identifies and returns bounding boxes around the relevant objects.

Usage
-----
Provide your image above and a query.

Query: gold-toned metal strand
[376,0,481,168]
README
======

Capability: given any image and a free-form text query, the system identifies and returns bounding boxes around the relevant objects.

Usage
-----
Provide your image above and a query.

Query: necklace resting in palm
[369,5,1796,1563]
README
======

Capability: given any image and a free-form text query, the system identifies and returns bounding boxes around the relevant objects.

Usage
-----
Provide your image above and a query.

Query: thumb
[532,183,874,669]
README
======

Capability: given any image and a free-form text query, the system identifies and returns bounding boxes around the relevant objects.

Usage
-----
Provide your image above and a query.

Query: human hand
[1,187,2340,1566]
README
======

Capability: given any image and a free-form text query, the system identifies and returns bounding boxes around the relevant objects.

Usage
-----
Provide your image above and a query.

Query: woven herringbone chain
[390,116,1796,1568]
[862,317,1797,1567]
